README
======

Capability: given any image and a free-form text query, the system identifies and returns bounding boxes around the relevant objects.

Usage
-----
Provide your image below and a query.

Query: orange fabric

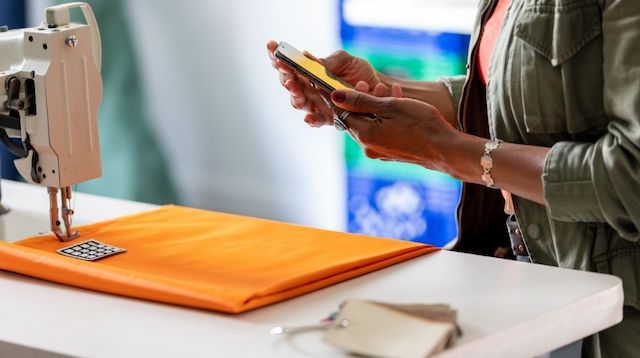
[0,205,437,313]
[477,0,511,86]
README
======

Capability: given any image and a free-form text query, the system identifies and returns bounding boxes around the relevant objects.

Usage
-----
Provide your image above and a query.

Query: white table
[0,180,623,358]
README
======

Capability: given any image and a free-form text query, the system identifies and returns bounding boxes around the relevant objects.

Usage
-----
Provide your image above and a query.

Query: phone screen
[275,42,352,93]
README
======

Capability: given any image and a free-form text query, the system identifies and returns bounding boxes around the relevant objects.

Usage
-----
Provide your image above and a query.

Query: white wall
[125,1,345,230]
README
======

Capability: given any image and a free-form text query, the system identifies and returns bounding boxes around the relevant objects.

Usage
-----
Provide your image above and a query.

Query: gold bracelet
[480,139,503,188]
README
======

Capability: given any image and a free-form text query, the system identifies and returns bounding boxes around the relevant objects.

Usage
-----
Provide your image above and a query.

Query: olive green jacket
[442,0,640,313]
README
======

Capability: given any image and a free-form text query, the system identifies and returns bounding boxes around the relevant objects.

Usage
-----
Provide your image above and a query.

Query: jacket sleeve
[439,75,468,128]
[542,0,640,241]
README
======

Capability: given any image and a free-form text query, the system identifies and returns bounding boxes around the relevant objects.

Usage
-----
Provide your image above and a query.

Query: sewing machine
[0,2,102,242]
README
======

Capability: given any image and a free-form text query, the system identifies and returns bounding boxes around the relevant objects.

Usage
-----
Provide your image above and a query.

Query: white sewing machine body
[0,3,103,241]
[0,7,102,187]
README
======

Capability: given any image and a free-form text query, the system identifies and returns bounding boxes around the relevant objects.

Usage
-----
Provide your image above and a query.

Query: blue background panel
[347,174,460,247]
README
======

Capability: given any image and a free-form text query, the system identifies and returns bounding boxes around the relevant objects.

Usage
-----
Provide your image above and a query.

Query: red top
[477,0,511,86]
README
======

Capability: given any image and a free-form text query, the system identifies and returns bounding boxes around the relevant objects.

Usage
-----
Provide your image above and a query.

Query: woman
[267,0,639,356]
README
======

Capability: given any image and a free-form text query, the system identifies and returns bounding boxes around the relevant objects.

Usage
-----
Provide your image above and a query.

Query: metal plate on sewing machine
[57,239,126,261]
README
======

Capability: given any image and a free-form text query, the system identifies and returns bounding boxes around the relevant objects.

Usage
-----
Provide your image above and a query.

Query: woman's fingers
[290,84,334,125]
[291,94,307,110]
[355,81,370,93]
[279,71,297,87]
[331,89,394,116]
[267,40,278,52]
[275,59,294,75]
[303,50,323,64]
[267,40,278,64]
[305,90,332,117]
[267,41,285,70]
[284,79,305,98]
[391,83,403,98]
[372,82,388,97]
[304,110,333,127]
[322,50,354,75]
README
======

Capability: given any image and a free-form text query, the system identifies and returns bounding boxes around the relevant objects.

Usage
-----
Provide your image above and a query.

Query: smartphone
[274,42,376,122]
[274,41,353,93]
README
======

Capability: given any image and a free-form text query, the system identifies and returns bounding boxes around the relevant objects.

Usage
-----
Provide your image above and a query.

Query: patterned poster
[340,0,476,247]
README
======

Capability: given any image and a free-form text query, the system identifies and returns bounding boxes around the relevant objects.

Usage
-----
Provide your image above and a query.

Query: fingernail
[332,91,347,103]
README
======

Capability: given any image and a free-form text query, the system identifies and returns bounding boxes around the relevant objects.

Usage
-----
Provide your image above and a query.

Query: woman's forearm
[382,75,548,204]
[443,133,549,205]
[380,74,549,204]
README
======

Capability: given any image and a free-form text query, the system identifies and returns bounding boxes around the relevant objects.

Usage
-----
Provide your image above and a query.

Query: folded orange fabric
[0,205,437,313]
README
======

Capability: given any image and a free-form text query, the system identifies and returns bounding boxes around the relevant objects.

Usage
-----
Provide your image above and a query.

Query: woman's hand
[330,88,460,174]
[267,40,386,127]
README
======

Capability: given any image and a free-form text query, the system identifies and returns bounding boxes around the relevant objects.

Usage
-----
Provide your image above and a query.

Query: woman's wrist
[439,132,486,185]
[438,132,549,204]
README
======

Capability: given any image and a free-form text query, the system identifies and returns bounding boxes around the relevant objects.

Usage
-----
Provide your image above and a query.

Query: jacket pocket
[513,0,608,134]
[593,228,640,310]
[515,0,601,66]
